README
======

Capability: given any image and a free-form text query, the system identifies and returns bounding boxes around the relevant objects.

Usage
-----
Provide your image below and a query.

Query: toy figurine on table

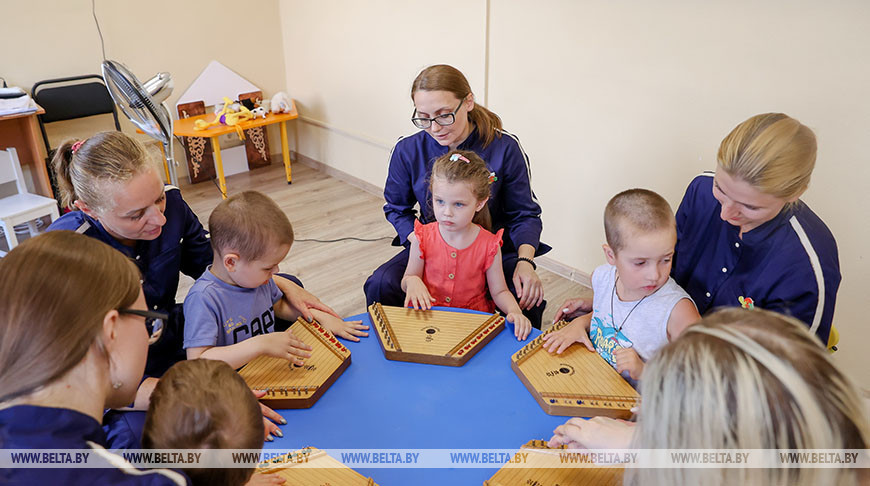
[194,96,254,138]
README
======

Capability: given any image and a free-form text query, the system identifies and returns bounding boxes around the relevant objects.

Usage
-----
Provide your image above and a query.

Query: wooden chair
[0,147,59,256]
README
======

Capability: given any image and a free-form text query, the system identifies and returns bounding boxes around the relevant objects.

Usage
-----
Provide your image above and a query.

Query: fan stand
[161,102,178,186]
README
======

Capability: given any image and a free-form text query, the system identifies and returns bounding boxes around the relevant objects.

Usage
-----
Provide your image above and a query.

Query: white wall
[279,0,870,388]
[278,0,487,187]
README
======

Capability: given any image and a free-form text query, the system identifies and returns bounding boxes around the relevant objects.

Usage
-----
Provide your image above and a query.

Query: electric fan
[101,60,179,185]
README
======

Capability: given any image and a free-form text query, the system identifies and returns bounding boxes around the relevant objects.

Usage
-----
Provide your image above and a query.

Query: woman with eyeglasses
[49,132,337,377]
[0,231,187,485]
[364,64,550,328]
[47,131,330,444]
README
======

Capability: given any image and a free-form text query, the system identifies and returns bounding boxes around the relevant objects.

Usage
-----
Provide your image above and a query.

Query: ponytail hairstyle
[430,149,494,231]
[51,131,154,213]
[0,231,141,403]
[717,113,817,201]
[411,64,503,148]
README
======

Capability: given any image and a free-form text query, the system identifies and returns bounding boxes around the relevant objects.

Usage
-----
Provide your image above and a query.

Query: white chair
[0,147,60,256]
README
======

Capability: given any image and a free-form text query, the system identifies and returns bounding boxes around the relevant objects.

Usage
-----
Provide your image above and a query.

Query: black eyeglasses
[118,308,167,345]
[411,99,465,129]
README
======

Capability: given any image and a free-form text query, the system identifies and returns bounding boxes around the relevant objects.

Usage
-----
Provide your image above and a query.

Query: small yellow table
[173,100,298,199]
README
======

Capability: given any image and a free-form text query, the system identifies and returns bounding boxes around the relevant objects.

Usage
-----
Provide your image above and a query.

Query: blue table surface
[262,308,569,485]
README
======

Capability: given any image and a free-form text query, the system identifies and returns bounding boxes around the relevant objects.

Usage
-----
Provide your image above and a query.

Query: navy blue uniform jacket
[47,187,212,315]
[384,128,548,255]
[0,405,188,485]
[672,173,840,343]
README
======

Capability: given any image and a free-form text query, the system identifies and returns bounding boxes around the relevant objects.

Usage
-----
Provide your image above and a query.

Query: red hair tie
[71,140,85,154]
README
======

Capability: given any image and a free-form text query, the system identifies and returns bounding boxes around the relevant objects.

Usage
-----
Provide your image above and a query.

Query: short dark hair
[604,188,675,252]
[208,190,294,260]
[143,359,264,486]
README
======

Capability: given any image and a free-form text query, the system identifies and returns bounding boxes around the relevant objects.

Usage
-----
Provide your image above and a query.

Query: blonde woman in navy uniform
[48,131,336,444]
[556,113,839,345]
[671,113,839,344]
[0,232,187,486]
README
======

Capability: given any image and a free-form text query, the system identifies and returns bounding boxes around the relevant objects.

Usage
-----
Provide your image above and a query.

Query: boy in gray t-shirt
[183,191,365,370]
[542,189,700,386]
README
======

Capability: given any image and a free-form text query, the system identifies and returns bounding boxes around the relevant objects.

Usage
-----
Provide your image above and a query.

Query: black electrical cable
[295,236,393,243]
[92,0,106,60]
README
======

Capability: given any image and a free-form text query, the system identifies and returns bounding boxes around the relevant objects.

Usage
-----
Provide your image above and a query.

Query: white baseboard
[537,256,592,287]
[293,151,383,197]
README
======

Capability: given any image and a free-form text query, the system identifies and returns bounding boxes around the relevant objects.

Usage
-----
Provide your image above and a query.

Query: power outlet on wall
[217,133,244,149]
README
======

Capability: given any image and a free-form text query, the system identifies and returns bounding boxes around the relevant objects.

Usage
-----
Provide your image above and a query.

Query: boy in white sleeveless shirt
[543,189,700,386]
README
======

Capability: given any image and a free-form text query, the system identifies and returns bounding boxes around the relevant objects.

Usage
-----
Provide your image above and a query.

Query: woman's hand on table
[253,390,286,442]
[552,297,593,323]
[273,275,340,322]
[549,416,635,450]
[315,310,370,342]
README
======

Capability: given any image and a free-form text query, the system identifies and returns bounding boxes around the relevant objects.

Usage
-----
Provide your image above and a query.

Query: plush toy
[271,92,292,114]
[251,106,267,119]
[194,96,254,139]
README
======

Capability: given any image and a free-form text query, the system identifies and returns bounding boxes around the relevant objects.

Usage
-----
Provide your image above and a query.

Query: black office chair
[31,75,121,207]
[31,74,121,155]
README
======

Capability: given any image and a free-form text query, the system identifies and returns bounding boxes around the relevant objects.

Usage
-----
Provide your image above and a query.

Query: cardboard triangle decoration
[175,60,260,110]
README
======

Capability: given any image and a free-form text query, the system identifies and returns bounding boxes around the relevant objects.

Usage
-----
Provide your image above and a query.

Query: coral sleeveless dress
[414,220,504,313]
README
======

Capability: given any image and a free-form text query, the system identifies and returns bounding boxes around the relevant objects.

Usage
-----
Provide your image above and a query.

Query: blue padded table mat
[262,307,569,485]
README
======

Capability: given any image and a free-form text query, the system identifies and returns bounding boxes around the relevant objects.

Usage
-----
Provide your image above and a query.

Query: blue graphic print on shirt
[589,313,634,368]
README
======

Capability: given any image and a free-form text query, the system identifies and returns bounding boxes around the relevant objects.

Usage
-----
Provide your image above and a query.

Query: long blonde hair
[0,231,141,403]
[629,308,869,485]
[411,64,503,148]
[51,131,154,212]
[717,113,816,200]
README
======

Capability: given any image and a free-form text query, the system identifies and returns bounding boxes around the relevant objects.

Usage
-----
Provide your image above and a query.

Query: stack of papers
[0,87,37,116]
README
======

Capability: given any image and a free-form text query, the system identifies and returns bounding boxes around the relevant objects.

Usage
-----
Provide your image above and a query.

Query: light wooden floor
[175,162,592,328]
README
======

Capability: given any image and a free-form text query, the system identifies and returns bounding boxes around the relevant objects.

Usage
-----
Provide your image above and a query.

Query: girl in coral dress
[401,150,532,340]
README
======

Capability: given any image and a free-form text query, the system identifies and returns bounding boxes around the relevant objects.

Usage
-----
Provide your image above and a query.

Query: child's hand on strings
[506,312,532,341]
[614,347,644,381]
[258,329,312,365]
[403,276,435,310]
[319,313,370,342]
[542,319,594,354]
